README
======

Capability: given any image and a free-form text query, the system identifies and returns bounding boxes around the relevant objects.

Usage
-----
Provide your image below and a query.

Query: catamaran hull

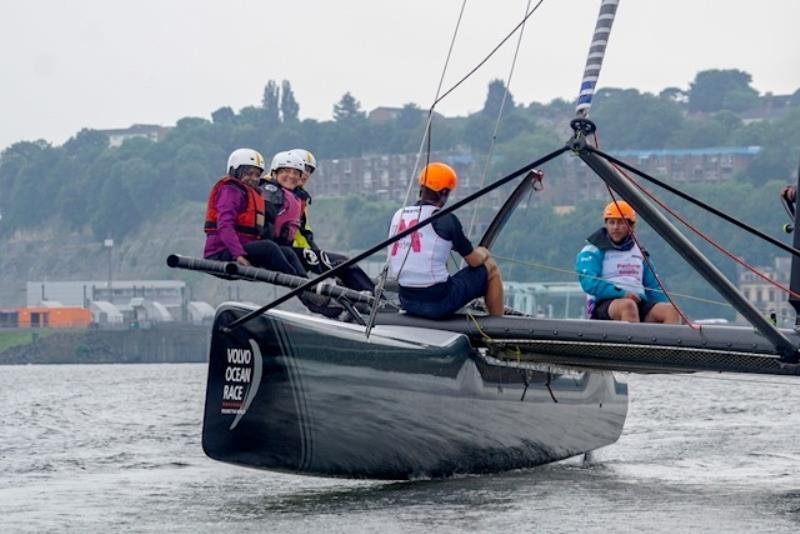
[202,305,627,479]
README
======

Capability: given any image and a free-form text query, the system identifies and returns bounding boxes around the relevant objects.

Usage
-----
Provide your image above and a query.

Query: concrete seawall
[0,325,211,364]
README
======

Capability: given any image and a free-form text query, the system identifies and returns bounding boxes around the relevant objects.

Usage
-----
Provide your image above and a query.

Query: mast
[575,0,620,118]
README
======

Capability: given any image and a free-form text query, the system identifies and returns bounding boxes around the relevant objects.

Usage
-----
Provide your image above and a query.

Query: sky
[1,0,799,152]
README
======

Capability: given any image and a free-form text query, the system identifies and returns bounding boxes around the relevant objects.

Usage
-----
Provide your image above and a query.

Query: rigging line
[601,152,800,301]
[401,0,468,210]
[393,0,466,266]
[588,147,800,259]
[433,0,547,107]
[466,0,534,240]
[365,0,468,339]
[490,254,733,308]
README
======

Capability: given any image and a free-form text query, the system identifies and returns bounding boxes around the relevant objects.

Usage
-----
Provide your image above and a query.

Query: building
[737,256,793,327]
[97,124,171,148]
[26,280,187,322]
[739,93,796,124]
[307,145,762,209]
[15,306,92,328]
[559,146,762,205]
[307,149,507,207]
[367,106,444,124]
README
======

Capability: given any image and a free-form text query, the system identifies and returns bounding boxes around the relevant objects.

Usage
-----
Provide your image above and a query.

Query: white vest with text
[387,204,452,288]
[600,244,646,299]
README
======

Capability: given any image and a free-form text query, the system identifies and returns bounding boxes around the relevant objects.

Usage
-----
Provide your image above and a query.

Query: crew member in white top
[388,162,504,319]
[576,200,680,323]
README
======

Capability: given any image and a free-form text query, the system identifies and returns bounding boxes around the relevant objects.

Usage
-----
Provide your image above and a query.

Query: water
[1,364,799,533]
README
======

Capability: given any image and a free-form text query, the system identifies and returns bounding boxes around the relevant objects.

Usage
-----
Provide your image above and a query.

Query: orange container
[16,307,92,329]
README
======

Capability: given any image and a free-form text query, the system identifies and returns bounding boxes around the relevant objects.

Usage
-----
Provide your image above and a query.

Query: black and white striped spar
[575,0,620,118]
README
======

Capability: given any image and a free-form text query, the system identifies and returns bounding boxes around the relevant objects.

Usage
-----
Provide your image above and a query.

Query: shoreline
[0,324,211,365]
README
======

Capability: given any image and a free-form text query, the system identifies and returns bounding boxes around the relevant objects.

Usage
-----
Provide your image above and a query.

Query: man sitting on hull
[388,162,504,320]
[576,200,680,323]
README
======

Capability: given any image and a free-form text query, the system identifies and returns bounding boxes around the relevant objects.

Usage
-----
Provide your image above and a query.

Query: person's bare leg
[484,259,504,316]
[644,302,681,324]
[608,298,640,322]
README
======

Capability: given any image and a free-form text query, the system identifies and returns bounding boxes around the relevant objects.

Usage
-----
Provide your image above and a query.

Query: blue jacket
[575,228,667,303]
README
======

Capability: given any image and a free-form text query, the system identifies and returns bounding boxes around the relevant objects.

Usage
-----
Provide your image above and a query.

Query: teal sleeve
[576,245,625,301]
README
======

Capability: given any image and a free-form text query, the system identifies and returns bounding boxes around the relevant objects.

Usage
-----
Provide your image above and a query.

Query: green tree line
[1,69,799,243]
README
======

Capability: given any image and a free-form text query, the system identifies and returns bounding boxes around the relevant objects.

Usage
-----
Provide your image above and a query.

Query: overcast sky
[1,0,799,152]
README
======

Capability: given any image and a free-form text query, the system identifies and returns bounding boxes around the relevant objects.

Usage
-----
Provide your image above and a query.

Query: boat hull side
[202,306,628,479]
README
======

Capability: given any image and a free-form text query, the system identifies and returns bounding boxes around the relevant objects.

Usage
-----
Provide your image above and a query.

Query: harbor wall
[0,325,211,365]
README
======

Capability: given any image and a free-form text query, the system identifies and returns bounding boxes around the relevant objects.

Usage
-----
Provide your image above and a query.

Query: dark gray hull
[202,305,628,479]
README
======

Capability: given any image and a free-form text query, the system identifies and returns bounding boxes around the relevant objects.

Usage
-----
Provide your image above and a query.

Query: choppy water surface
[1,364,799,533]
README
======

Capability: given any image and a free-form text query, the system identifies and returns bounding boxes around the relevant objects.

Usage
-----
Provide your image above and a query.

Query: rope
[466,0,534,241]
[365,0,468,340]
[466,310,494,344]
[433,0,547,107]
[376,1,550,333]
[400,0,468,210]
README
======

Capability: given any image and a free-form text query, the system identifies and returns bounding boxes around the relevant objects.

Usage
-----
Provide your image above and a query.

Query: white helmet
[227,148,266,174]
[292,148,317,171]
[269,150,305,173]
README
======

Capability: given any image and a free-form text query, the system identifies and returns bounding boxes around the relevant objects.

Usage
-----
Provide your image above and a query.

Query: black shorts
[591,298,658,321]
[399,265,488,320]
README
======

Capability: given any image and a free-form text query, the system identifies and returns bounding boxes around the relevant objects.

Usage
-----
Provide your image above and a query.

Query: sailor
[388,162,504,319]
[203,148,302,275]
[259,150,307,276]
[289,148,374,293]
[576,200,680,323]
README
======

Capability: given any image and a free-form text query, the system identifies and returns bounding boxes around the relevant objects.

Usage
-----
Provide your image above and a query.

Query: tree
[790,88,800,108]
[262,80,280,125]
[333,92,365,121]
[211,106,235,124]
[688,69,759,112]
[280,80,300,122]
[63,129,108,162]
[591,88,684,149]
[90,176,142,239]
[482,79,515,118]
[659,87,687,104]
[397,103,423,130]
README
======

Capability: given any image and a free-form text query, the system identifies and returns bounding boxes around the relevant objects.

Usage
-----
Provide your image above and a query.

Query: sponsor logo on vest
[390,218,422,255]
[617,262,641,276]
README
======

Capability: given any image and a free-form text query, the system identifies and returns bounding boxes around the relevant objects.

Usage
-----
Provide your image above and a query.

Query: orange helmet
[418,162,457,192]
[603,200,636,222]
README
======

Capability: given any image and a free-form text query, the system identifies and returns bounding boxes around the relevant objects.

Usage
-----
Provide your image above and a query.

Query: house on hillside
[367,107,444,124]
[97,124,171,148]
